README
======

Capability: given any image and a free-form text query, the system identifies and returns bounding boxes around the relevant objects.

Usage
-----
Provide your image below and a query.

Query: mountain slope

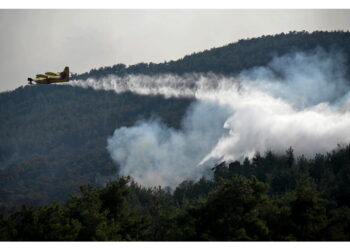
[74,31,350,80]
[0,85,192,206]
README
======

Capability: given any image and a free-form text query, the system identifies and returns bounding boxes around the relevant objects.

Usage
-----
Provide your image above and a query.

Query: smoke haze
[70,48,350,188]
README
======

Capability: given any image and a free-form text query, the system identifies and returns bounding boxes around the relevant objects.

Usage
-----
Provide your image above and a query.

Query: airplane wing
[36,74,48,78]
[36,76,47,80]
[45,72,59,76]
[47,75,61,80]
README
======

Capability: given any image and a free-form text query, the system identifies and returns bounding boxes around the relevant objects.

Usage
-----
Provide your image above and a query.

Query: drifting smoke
[71,48,350,188]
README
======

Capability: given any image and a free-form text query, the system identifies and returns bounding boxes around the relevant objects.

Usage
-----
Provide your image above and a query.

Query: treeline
[0,85,192,206]
[2,145,350,241]
[73,31,350,80]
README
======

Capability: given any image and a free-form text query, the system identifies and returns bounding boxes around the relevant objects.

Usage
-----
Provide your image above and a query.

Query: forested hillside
[73,31,350,80]
[0,85,191,206]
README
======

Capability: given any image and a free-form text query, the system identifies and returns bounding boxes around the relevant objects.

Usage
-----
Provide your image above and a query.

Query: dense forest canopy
[2,31,350,240]
[2,147,350,240]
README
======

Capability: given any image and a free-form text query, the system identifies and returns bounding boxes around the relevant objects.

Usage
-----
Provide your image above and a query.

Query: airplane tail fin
[61,66,69,79]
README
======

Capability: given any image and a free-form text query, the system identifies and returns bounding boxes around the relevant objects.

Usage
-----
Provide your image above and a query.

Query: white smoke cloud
[106,101,231,188]
[70,48,350,188]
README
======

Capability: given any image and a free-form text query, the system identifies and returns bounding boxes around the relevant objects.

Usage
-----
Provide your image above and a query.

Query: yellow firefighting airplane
[28,66,69,85]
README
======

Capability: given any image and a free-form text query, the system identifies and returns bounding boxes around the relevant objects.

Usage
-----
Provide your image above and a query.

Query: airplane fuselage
[30,76,69,84]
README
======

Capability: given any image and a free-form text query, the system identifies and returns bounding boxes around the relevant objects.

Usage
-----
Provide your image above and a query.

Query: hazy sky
[1,9,350,92]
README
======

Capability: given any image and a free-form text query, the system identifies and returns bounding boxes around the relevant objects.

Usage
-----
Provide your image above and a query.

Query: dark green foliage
[173,177,214,206]
[182,176,269,240]
[1,204,81,241]
[0,178,152,241]
[289,184,327,240]
[1,145,350,240]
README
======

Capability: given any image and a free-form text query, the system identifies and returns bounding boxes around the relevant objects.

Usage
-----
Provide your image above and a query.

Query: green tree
[289,185,328,240]
[185,176,269,240]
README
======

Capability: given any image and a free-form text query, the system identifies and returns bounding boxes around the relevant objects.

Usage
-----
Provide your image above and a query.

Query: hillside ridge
[73,30,350,80]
